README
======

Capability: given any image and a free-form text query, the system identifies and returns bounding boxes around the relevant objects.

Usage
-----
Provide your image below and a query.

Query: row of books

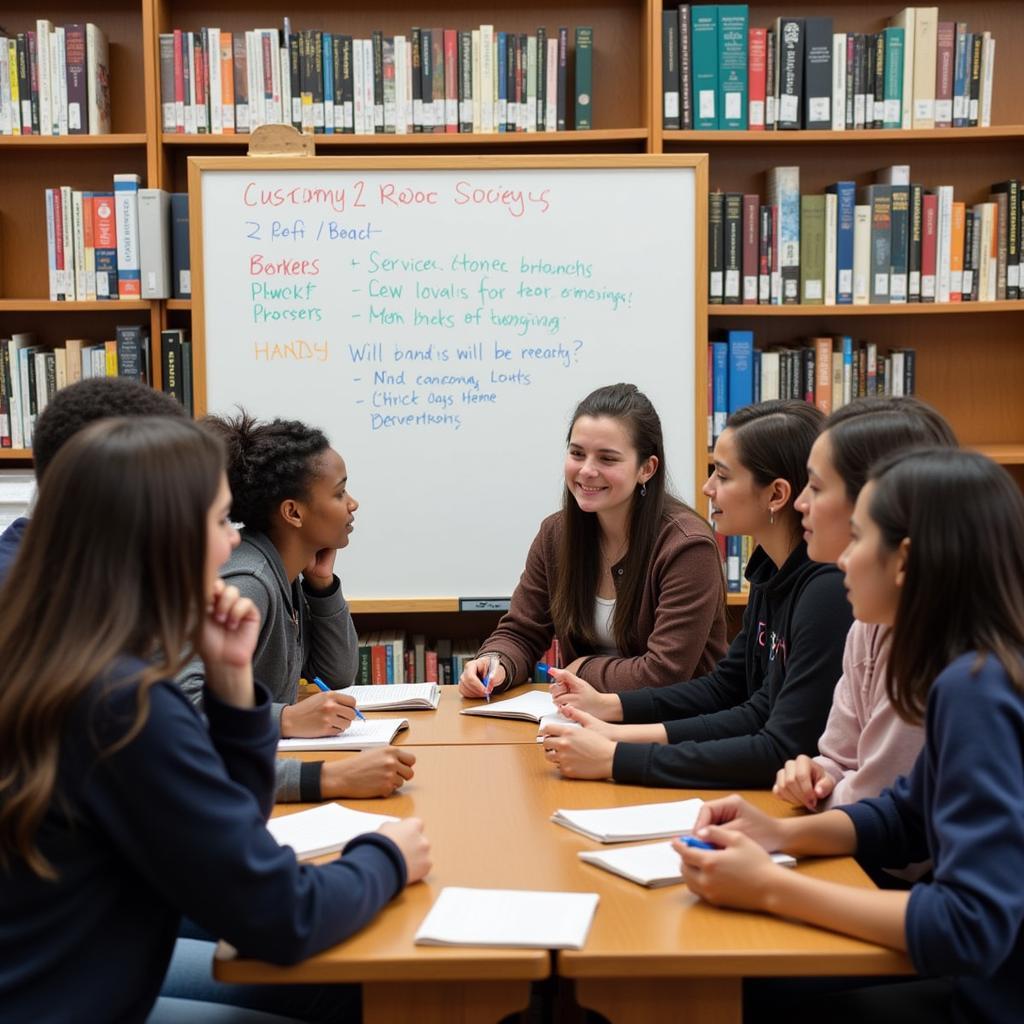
[0,328,151,450]
[708,331,918,446]
[354,633,561,686]
[43,179,191,301]
[662,6,995,131]
[710,166,1023,306]
[158,23,594,137]
[0,22,110,136]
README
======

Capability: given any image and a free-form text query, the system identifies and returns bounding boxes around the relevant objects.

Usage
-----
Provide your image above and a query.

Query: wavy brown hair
[868,448,1024,723]
[0,417,224,879]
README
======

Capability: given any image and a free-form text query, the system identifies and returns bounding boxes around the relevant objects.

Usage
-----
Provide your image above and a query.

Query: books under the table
[277,717,409,751]
[339,682,440,711]
[551,798,705,843]
[579,839,797,888]
[414,887,600,950]
[266,802,399,860]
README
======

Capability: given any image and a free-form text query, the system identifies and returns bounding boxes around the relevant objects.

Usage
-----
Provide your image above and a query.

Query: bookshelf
[4,0,1024,623]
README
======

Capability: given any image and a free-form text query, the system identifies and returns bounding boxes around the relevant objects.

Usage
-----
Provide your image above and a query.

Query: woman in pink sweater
[776,397,957,811]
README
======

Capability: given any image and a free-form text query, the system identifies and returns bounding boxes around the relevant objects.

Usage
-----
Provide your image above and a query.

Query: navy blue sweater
[613,542,851,788]
[0,664,406,1024]
[842,652,1024,1024]
[0,515,27,584]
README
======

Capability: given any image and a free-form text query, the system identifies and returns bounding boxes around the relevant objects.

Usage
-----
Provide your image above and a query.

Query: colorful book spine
[718,5,748,130]
[113,173,141,299]
[691,5,719,130]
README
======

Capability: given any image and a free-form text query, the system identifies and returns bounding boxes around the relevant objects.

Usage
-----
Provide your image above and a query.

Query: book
[574,27,592,129]
[550,798,704,843]
[415,887,599,950]
[718,5,747,129]
[661,11,679,130]
[277,717,409,751]
[85,23,110,134]
[138,188,170,298]
[799,194,825,304]
[338,682,440,711]
[113,173,141,299]
[774,16,803,129]
[802,16,832,130]
[767,166,799,304]
[911,6,938,129]
[690,5,718,130]
[579,840,796,888]
[266,802,398,861]
[460,688,561,724]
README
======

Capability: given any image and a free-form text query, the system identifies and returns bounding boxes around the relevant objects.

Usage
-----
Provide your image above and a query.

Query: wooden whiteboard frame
[187,154,708,612]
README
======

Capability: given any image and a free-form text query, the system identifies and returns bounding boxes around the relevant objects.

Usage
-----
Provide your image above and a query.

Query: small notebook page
[277,717,408,751]
[579,840,797,888]
[551,798,704,843]
[535,710,581,741]
[336,683,440,710]
[460,689,557,721]
[266,802,398,860]
[415,887,600,949]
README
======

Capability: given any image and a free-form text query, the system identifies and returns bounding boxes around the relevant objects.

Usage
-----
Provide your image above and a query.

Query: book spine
[908,183,924,302]
[574,27,592,129]
[952,23,969,128]
[882,27,904,129]
[852,204,871,305]
[678,6,692,130]
[802,16,832,130]
[691,7,718,130]
[830,32,845,131]
[64,24,87,133]
[764,28,775,129]
[662,11,679,130]
[921,192,938,302]
[961,203,976,301]
[864,185,892,304]
[113,174,141,299]
[445,30,458,132]
[758,204,771,303]
[799,194,825,305]
[748,27,766,130]
[911,6,937,129]
[708,192,724,304]
[934,21,955,127]
[889,183,910,303]
[949,200,965,301]
[718,5,748,130]
[829,182,856,304]
[232,33,248,131]
[92,191,118,299]
[742,194,759,304]
[775,17,803,129]
[727,331,754,411]
[768,166,800,304]
[170,192,190,298]
[936,184,954,303]
[723,193,742,303]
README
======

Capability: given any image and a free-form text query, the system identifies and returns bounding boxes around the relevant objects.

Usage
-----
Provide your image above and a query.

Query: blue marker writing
[680,836,718,851]
[313,675,365,720]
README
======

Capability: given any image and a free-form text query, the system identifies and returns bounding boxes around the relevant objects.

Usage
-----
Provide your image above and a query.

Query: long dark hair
[868,448,1024,723]
[727,400,824,537]
[204,410,329,533]
[0,417,224,879]
[826,396,958,502]
[551,383,683,653]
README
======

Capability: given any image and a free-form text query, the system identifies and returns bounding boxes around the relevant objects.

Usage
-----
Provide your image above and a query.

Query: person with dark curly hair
[177,411,416,803]
[0,377,185,583]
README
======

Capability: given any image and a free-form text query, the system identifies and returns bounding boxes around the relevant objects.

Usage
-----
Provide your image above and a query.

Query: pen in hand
[313,675,365,720]
[481,655,498,702]
[680,836,718,851]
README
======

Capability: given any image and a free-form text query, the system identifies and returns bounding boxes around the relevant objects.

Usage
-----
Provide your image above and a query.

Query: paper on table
[415,887,600,949]
[551,798,704,843]
[337,683,440,711]
[460,689,557,722]
[535,710,581,741]
[277,717,408,751]
[266,802,399,860]
[579,840,797,887]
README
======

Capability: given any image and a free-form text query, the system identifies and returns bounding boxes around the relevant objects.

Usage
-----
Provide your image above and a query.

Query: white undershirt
[593,596,619,656]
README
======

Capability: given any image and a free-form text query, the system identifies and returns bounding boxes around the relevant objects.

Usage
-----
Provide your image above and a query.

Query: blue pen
[313,675,365,720]
[680,836,718,851]
[537,662,551,680]
[481,655,498,703]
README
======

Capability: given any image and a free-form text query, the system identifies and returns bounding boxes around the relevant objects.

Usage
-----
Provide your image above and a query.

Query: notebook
[338,683,440,711]
[535,710,581,741]
[551,798,705,843]
[579,840,797,887]
[277,717,408,751]
[414,887,600,949]
[460,689,559,722]
[266,802,399,860]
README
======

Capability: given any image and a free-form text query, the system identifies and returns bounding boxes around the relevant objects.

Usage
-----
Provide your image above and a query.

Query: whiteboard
[192,157,702,600]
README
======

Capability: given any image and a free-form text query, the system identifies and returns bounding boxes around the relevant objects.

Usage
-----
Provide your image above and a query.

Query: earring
[768,508,775,525]
[640,483,647,497]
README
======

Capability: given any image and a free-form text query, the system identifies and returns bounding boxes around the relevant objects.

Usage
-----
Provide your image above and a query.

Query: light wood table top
[220,743,911,1016]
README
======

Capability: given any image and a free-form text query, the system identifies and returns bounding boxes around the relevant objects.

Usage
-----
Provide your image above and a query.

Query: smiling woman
[458,383,728,698]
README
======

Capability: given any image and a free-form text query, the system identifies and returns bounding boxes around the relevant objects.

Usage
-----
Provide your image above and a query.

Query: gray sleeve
[302,575,359,687]
[275,758,301,803]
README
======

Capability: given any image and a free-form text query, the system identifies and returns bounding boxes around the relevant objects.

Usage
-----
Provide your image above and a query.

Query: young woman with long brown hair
[0,417,430,1023]
[459,382,727,697]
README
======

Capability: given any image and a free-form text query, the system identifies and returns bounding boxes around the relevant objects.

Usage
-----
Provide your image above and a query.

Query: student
[542,399,851,788]
[0,417,431,1023]
[459,382,727,697]
[178,412,416,802]
[675,448,1024,1024]
[0,376,185,581]
[774,397,957,813]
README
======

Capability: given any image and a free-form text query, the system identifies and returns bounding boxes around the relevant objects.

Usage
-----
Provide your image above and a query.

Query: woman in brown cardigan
[459,383,727,696]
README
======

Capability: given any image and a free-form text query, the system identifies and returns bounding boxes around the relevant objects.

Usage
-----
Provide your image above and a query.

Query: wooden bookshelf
[709,300,1024,316]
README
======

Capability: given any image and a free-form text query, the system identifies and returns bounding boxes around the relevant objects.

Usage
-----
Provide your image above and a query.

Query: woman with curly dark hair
[178,411,415,804]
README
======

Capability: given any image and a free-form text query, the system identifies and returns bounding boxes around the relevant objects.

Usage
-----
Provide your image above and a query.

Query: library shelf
[349,598,462,614]
[166,299,192,310]
[0,134,148,148]
[0,300,152,312]
[160,128,649,147]
[664,126,1024,146]
[709,301,1024,317]
[973,445,1024,466]
[0,450,32,461]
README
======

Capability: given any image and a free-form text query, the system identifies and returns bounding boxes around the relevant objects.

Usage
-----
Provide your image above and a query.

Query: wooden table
[217,744,911,1023]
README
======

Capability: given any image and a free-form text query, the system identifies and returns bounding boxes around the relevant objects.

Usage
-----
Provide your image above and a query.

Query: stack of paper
[277,717,408,751]
[551,798,704,843]
[338,683,440,711]
[267,802,399,860]
[415,887,600,949]
[579,840,797,888]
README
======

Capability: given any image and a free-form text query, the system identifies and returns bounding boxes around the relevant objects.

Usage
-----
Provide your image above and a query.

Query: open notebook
[266,802,399,860]
[415,887,599,949]
[579,840,797,888]
[277,717,408,751]
[551,798,704,843]
[461,689,559,723]
[337,683,440,711]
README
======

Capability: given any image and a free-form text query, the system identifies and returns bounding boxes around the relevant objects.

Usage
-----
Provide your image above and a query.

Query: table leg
[363,979,534,1024]
[575,976,742,1024]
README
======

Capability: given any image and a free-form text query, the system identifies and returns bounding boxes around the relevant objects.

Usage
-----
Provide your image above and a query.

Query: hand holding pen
[313,675,365,719]
[480,655,499,703]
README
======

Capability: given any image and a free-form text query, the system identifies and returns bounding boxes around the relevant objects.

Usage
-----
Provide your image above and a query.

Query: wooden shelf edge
[0,299,152,311]
[0,449,33,460]
[664,125,1024,144]
[0,133,148,147]
[709,301,1024,317]
[972,445,1024,466]
[349,598,461,613]
[161,128,648,146]
[166,299,192,310]
[726,593,748,607]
